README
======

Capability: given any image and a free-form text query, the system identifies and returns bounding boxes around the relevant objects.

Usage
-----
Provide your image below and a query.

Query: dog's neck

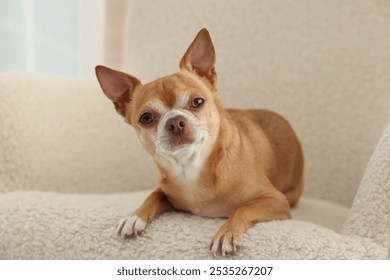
[205,108,242,178]
[155,136,213,183]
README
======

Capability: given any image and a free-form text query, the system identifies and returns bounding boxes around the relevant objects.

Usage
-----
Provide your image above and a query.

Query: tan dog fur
[95,29,303,256]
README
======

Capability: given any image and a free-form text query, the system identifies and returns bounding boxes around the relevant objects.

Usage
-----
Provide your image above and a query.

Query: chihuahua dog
[95,29,303,256]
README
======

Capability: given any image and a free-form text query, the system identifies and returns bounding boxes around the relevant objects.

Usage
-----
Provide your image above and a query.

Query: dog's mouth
[168,130,195,149]
[159,133,205,155]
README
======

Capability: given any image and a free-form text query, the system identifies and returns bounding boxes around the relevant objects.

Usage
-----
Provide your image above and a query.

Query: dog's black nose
[165,116,187,135]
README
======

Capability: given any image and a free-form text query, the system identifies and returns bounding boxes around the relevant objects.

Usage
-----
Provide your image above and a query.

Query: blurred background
[0,0,126,78]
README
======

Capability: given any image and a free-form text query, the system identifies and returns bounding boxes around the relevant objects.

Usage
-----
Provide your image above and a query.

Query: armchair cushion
[0,191,386,259]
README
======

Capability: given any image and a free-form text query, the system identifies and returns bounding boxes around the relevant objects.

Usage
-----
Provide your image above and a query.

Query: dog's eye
[139,112,154,125]
[191,97,205,109]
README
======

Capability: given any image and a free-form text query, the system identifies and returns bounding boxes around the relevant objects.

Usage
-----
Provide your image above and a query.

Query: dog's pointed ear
[95,65,140,117]
[179,28,216,87]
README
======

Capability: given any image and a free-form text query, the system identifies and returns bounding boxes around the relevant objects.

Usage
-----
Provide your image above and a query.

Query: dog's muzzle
[164,115,195,148]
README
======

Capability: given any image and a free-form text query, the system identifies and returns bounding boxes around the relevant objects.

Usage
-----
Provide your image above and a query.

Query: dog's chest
[157,147,206,182]
[162,174,234,218]
[157,145,234,217]
[167,185,232,218]
[168,159,202,183]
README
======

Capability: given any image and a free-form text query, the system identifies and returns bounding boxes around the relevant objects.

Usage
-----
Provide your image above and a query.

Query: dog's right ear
[180,28,216,87]
[95,65,140,117]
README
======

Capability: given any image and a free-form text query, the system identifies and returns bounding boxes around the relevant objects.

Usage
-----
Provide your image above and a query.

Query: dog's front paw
[116,215,147,238]
[210,224,243,256]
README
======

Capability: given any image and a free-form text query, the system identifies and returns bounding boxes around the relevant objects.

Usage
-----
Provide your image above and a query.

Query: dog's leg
[210,190,291,256]
[116,188,174,238]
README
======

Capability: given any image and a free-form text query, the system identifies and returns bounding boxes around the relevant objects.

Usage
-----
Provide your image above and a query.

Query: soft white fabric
[0,191,386,260]
[342,124,390,255]
[0,74,157,194]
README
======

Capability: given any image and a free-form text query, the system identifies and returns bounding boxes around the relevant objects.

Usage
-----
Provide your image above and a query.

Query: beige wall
[122,0,390,206]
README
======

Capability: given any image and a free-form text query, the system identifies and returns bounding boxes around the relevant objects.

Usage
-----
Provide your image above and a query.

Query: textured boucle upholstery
[0,191,386,259]
[0,75,157,194]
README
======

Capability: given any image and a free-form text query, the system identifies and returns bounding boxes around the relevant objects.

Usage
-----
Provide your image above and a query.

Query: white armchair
[1,0,390,259]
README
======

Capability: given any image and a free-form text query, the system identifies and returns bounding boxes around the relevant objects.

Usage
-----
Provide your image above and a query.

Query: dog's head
[96,29,221,169]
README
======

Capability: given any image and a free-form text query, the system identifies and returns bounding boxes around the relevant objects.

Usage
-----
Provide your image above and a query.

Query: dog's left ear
[180,28,216,87]
[95,65,140,118]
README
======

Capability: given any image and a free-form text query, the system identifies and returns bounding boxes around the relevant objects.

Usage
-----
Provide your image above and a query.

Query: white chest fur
[156,140,207,183]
